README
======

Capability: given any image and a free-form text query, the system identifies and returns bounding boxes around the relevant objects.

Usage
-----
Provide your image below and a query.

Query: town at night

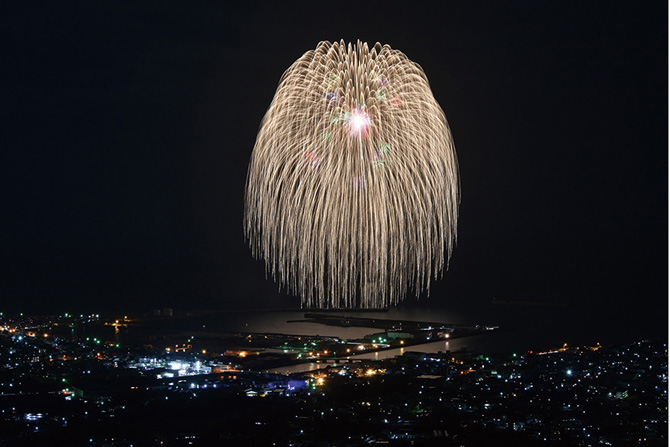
[0,311,666,446]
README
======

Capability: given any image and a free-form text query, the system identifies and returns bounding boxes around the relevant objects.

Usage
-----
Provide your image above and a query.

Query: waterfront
[171,301,643,356]
[72,300,652,376]
[265,343,455,374]
[84,300,660,363]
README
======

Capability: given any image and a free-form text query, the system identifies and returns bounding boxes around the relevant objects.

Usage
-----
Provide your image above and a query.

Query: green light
[512,353,517,358]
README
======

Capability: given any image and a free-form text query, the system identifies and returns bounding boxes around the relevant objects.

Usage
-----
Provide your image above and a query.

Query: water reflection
[265,362,329,375]
[269,340,459,374]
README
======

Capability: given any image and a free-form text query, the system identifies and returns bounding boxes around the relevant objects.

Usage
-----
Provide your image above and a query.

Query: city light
[0,312,664,445]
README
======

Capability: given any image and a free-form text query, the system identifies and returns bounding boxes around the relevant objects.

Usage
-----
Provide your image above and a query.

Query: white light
[347,108,371,136]
[352,115,367,130]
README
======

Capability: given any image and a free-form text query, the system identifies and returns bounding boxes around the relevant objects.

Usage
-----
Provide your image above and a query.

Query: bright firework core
[347,107,372,137]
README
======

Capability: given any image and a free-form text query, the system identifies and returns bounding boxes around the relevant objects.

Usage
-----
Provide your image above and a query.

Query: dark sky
[1,2,667,336]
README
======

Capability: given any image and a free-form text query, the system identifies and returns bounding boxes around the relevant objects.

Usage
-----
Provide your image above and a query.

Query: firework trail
[245,40,459,308]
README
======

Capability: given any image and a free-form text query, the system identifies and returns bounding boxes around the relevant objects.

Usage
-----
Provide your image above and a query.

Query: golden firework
[244,40,459,308]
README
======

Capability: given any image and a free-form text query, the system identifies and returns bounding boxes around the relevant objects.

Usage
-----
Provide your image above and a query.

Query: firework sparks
[244,40,459,308]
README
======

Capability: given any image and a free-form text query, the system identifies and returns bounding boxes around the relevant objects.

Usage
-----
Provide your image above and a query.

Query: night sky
[1,2,666,338]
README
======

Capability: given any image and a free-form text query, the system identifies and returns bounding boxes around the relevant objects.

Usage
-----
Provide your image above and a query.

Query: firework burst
[244,40,459,308]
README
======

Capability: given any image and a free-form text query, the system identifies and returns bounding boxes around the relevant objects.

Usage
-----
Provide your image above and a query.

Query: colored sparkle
[321,130,332,145]
[390,96,403,108]
[326,72,340,90]
[304,152,319,167]
[372,149,386,168]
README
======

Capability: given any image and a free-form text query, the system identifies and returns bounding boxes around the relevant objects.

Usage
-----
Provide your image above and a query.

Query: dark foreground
[0,314,666,446]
